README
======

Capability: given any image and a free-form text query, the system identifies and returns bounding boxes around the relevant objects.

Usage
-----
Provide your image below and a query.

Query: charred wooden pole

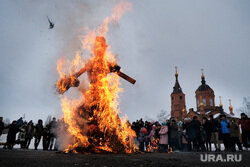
[109,65,136,84]
[57,64,136,94]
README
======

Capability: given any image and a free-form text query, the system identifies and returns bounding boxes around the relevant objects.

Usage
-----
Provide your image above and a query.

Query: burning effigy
[56,1,137,153]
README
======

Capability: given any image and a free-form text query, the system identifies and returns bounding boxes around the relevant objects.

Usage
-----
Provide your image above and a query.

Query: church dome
[196,79,212,91]
[196,69,213,92]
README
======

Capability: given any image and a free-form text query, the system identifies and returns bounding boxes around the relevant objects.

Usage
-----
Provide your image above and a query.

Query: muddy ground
[0,149,249,167]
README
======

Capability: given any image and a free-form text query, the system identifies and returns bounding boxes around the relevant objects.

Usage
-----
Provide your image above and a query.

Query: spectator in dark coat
[0,117,4,136]
[209,115,221,151]
[187,116,201,151]
[200,125,207,151]
[238,113,250,149]
[136,119,144,136]
[17,117,23,128]
[5,121,22,149]
[202,117,212,151]
[25,120,34,149]
[229,120,242,151]
[169,119,179,151]
[34,119,43,150]
[131,122,136,133]
[42,126,49,150]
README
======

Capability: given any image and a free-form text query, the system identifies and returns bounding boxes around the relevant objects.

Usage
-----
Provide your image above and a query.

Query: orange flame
[56,1,137,153]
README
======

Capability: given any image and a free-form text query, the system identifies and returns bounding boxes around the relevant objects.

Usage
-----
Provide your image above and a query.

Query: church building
[170,67,235,121]
[170,67,187,121]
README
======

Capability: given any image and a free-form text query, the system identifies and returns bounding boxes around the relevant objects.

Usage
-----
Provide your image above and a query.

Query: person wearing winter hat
[159,122,168,152]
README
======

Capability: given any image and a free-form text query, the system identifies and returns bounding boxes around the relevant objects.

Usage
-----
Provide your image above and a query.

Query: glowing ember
[56,1,137,153]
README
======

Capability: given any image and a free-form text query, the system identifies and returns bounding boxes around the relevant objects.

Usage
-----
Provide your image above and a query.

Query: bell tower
[171,66,186,121]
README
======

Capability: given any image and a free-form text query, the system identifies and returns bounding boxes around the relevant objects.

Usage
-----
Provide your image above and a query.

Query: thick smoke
[53,0,133,151]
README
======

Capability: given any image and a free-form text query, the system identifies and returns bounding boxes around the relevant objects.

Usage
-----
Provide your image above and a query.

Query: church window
[203,98,207,106]
[180,96,182,100]
[197,100,200,107]
[210,99,213,106]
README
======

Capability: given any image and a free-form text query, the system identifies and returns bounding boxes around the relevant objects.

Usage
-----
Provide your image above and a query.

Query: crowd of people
[0,117,59,150]
[0,113,249,153]
[131,113,250,153]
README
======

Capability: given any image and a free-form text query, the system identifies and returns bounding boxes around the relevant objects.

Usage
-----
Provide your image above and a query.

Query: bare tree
[238,97,250,117]
[156,109,170,123]
[144,115,154,122]
[45,115,52,126]
[3,118,10,125]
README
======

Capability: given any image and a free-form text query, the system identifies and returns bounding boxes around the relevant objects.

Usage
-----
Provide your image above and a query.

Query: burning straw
[56,1,137,153]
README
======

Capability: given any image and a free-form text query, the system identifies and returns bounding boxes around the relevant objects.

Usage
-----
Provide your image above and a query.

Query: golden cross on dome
[175,66,178,76]
[201,68,204,78]
[229,99,232,106]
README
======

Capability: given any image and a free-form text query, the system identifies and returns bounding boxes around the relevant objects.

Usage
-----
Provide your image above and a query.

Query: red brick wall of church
[171,93,186,121]
[195,89,215,111]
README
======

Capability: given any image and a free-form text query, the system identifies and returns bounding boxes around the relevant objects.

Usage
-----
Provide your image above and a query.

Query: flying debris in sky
[47,16,54,29]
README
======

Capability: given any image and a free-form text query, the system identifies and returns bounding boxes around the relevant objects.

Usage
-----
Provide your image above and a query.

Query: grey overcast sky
[0,0,250,122]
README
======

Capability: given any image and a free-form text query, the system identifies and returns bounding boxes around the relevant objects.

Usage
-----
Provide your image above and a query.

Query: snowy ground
[1,134,44,149]
[2,133,249,151]
[1,133,250,167]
